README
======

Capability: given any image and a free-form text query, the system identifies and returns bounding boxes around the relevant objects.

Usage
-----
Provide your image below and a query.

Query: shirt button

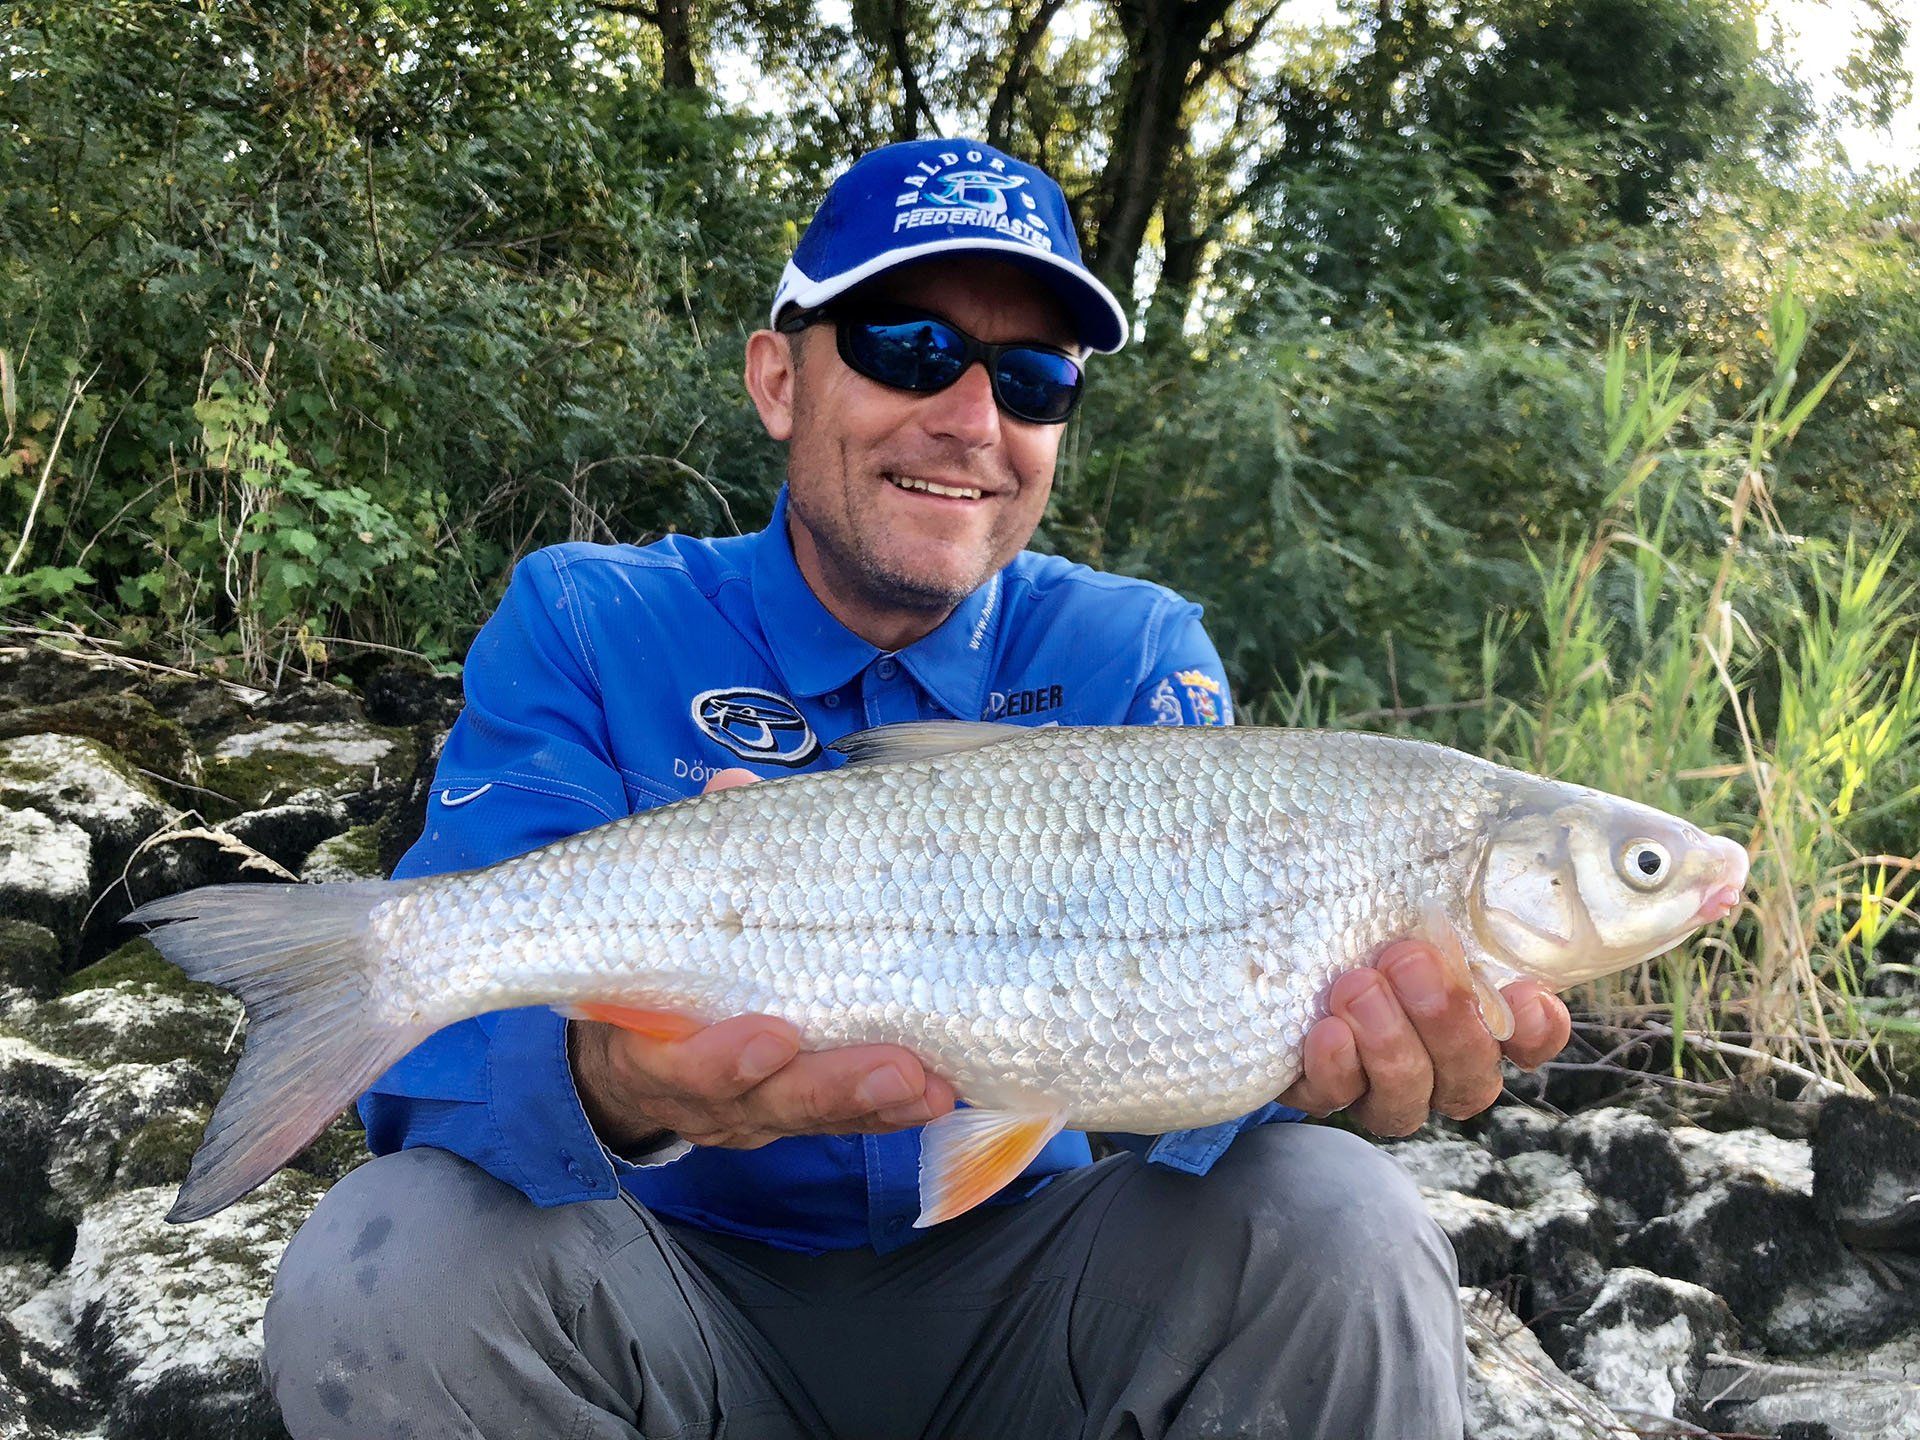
[561,1150,587,1182]
[876,657,899,680]
[824,693,840,708]
[885,1216,908,1235]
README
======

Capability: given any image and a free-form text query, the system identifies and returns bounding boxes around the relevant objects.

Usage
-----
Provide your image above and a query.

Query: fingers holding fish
[575,1013,957,1150]
[1378,941,1505,1122]
[1274,1018,1366,1119]
[1495,982,1571,1071]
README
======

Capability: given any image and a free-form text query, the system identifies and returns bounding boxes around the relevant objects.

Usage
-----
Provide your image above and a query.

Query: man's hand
[567,767,957,1154]
[1278,940,1572,1136]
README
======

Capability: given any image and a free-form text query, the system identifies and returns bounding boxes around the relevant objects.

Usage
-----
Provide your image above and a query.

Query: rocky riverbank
[2,642,1917,1439]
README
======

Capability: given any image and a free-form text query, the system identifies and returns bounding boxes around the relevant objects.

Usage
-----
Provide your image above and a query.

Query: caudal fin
[127,881,430,1223]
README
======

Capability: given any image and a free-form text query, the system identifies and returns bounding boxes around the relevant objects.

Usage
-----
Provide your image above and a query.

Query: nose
[1708,834,1751,891]
[922,360,1001,448]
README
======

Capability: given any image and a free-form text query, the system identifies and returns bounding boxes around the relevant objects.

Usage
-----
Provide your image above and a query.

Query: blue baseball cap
[770,139,1129,354]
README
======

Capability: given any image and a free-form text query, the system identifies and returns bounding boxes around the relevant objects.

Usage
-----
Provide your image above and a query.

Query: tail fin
[127,881,431,1223]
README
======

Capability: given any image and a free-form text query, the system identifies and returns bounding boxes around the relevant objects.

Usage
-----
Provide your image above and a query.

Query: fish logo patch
[692,687,820,768]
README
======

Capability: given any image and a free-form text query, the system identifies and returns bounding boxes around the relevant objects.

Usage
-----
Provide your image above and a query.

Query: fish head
[1469,785,1750,985]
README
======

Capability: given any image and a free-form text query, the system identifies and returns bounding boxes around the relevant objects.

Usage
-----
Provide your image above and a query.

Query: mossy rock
[204,720,417,815]
[300,824,382,882]
[62,938,218,1005]
[0,691,201,789]
[0,918,63,999]
[18,947,241,1075]
[118,1110,212,1192]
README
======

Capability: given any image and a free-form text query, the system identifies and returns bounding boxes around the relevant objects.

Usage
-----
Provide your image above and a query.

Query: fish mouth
[1690,835,1751,925]
[1691,883,1745,925]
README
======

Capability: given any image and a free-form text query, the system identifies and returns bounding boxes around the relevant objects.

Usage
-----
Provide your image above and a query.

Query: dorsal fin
[830,721,1029,768]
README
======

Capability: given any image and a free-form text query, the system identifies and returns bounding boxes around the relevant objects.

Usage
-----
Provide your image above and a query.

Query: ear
[743,329,798,442]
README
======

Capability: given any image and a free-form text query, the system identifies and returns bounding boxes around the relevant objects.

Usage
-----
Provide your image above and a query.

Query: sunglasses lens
[846,316,970,392]
[994,348,1083,423]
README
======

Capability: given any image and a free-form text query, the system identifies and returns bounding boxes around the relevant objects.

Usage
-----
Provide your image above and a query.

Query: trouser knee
[264,1147,692,1438]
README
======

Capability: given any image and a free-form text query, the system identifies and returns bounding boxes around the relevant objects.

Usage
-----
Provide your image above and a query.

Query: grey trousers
[263,1124,1465,1440]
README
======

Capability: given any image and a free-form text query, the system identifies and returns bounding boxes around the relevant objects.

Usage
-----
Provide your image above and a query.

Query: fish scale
[130,720,1750,1225]
[370,726,1505,1131]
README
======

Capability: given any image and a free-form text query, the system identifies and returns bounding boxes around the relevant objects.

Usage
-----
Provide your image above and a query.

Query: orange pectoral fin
[915,1104,1069,1229]
[554,1002,706,1042]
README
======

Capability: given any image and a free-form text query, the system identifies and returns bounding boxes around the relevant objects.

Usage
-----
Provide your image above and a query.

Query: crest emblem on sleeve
[691,688,821,768]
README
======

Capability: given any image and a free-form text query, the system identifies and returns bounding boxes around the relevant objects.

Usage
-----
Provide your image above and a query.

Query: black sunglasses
[777,304,1086,424]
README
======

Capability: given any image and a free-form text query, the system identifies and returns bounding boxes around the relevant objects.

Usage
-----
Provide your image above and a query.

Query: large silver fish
[131,722,1749,1226]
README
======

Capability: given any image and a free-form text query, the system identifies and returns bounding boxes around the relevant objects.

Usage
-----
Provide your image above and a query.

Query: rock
[50,1176,319,1439]
[10,942,241,1077]
[1460,1288,1620,1440]
[224,797,349,875]
[206,719,415,816]
[256,679,366,726]
[0,733,169,861]
[1700,1353,1920,1440]
[1624,1180,1916,1354]
[1385,1137,1521,1204]
[0,920,62,1002]
[1484,1106,1559,1159]
[373,726,444,875]
[1559,1267,1736,1426]
[47,1060,220,1207]
[0,691,202,791]
[1814,1095,1920,1246]
[138,674,254,747]
[0,1037,89,1252]
[300,824,383,882]
[0,648,133,708]
[1,1316,62,1440]
[1671,1124,1815,1198]
[1422,1189,1524,1288]
[0,807,91,955]
[359,661,463,729]
[1554,1107,1685,1226]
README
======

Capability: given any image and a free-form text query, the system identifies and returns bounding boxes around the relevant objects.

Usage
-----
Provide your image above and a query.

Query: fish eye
[1620,839,1671,890]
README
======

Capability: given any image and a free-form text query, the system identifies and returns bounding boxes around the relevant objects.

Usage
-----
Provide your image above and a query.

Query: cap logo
[893,149,1053,251]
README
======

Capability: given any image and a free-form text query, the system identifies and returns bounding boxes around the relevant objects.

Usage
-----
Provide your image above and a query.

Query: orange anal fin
[554,1002,705,1042]
[915,1104,1069,1229]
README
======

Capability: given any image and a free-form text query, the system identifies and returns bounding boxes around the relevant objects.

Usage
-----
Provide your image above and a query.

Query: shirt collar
[751,487,1003,720]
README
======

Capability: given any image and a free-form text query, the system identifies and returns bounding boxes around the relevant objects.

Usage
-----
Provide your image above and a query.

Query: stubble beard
[787,466,987,616]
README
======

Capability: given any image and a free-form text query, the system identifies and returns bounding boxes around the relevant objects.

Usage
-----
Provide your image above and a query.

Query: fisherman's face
[768,257,1079,617]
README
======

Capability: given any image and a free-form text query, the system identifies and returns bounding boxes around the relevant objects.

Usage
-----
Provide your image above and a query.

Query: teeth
[889,474,984,500]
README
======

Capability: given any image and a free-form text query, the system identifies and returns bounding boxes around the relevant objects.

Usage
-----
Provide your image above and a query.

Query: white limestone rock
[1561,1267,1735,1426]
[47,1058,218,1206]
[209,720,413,809]
[0,807,91,949]
[39,1175,322,1437]
[0,733,168,863]
[1384,1137,1517,1203]
[1461,1288,1620,1440]
[1670,1123,1814,1197]
[1554,1106,1685,1226]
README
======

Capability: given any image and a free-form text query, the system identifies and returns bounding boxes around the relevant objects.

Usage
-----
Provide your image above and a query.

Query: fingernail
[739,1034,793,1082]
[857,1065,916,1109]
[1383,950,1444,1010]
[1350,978,1399,1033]
[876,1099,935,1126]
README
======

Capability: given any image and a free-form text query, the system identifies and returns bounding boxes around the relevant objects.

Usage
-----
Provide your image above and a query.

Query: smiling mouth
[886,473,988,501]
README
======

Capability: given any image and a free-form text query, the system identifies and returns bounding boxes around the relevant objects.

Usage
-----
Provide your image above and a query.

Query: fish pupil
[1636,849,1662,876]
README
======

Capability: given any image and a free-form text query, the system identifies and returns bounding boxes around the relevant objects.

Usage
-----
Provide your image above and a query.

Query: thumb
[702,768,759,793]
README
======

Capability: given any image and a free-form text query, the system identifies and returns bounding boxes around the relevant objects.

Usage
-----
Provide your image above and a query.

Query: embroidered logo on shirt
[1146,671,1230,726]
[691,687,820,768]
[436,783,494,807]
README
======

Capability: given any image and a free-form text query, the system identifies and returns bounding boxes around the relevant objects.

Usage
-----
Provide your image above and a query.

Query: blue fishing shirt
[363,486,1302,1254]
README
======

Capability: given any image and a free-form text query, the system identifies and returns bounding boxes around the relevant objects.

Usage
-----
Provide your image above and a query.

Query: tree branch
[986,0,1067,148]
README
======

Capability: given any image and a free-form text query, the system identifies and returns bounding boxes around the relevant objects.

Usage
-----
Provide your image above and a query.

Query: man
[265,139,1572,1439]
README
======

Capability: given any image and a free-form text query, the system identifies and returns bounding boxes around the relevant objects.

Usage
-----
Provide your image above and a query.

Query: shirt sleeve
[1105,601,1306,1170]
[357,550,675,1206]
